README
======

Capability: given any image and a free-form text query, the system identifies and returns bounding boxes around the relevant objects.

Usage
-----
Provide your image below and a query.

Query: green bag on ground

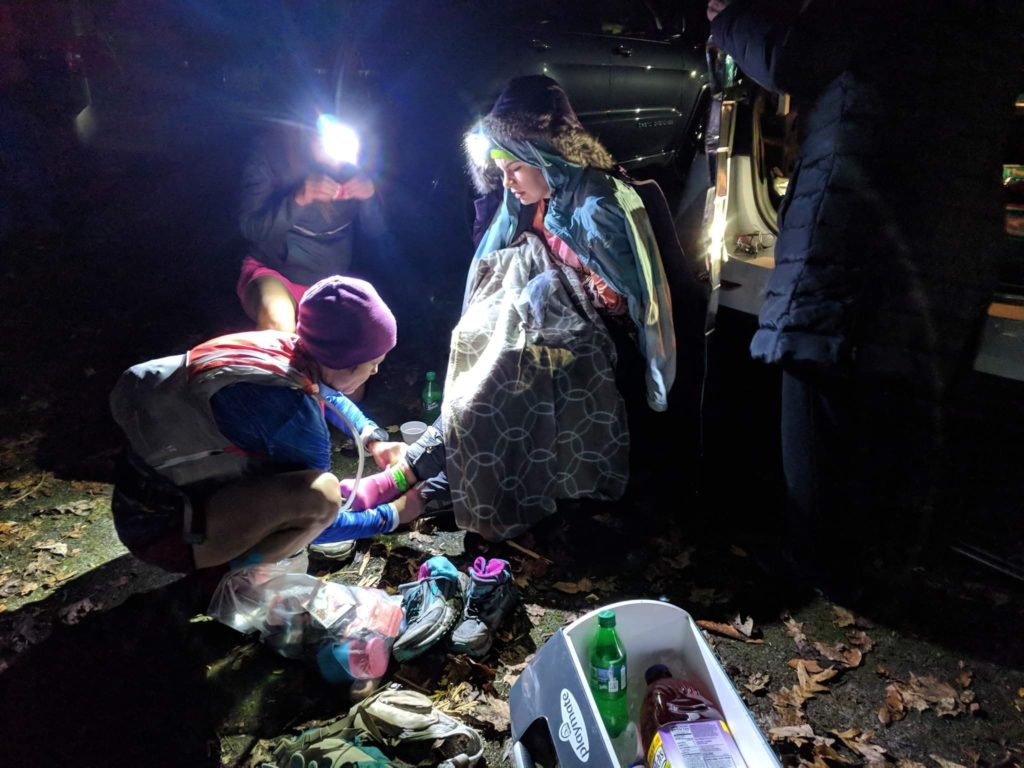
[267,732,390,768]
[266,685,484,768]
[344,685,484,768]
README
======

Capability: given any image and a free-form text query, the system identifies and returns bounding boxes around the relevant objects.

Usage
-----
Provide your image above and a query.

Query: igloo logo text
[557,688,590,762]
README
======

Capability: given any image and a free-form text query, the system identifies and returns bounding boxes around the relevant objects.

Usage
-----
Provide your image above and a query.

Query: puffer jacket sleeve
[712,0,875,99]
[238,146,300,246]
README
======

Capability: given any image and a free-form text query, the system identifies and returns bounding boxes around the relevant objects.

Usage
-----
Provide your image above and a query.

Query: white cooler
[509,599,780,767]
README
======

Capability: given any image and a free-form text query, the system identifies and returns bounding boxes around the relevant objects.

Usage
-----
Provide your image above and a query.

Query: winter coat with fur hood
[466,110,677,411]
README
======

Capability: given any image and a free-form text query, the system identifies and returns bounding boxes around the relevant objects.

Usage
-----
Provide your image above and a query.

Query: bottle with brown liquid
[639,664,723,750]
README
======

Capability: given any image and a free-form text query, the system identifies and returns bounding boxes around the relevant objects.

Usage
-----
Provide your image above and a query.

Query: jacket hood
[464,76,615,194]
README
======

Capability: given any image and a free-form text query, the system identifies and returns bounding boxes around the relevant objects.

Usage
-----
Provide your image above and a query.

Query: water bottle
[421,371,442,424]
[315,636,390,684]
[589,609,629,737]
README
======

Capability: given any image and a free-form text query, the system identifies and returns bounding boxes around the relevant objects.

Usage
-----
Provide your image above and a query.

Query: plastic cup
[400,420,427,444]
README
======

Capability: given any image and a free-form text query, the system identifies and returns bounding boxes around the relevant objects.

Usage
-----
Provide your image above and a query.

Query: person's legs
[780,370,939,599]
[404,417,451,510]
[340,419,448,511]
[245,276,299,332]
[193,470,341,569]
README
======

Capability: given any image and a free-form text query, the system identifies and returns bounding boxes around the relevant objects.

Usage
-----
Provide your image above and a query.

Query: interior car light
[316,114,360,165]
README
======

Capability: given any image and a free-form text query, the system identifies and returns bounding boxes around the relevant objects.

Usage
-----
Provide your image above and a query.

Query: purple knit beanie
[296,276,397,370]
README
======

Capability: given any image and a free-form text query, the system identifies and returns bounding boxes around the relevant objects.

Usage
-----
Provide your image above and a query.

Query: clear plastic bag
[208,554,403,686]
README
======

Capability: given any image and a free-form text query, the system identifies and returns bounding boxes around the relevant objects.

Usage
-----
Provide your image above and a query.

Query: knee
[305,471,341,527]
[254,288,297,332]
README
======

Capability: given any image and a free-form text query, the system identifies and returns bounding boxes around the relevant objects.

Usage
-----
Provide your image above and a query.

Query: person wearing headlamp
[237,113,384,341]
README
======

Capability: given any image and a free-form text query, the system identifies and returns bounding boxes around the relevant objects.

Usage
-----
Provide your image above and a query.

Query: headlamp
[316,114,360,166]
[465,129,492,168]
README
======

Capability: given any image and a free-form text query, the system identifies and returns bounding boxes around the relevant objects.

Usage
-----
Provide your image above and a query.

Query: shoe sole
[308,544,357,562]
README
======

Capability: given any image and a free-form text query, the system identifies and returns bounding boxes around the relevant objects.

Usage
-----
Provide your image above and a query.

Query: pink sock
[340,469,401,511]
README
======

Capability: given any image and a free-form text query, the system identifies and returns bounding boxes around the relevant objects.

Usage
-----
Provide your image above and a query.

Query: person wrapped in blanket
[347,76,679,542]
[109,276,421,575]
[468,75,676,412]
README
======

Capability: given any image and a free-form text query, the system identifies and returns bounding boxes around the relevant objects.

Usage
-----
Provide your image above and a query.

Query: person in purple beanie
[109,275,420,576]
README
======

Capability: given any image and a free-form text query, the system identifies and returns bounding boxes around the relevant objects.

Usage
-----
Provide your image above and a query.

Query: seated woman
[344,76,680,542]
[109,276,420,575]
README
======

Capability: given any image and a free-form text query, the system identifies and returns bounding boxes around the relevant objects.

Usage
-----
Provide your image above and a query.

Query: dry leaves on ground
[744,671,771,694]
[813,640,863,669]
[58,597,98,625]
[831,728,887,764]
[501,661,529,689]
[768,725,857,767]
[769,660,839,726]
[32,540,69,557]
[878,673,968,726]
[930,756,968,768]
[435,681,511,734]
[34,499,96,516]
[3,613,50,653]
[524,604,547,625]
[784,616,814,656]
[697,615,763,644]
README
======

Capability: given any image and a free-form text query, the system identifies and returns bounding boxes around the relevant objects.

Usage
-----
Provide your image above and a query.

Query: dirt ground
[1,141,1023,767]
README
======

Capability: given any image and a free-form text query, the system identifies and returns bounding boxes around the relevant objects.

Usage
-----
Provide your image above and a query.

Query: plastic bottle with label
[421,371,442,424]
[589,609,629,738]
[640,664,747,767]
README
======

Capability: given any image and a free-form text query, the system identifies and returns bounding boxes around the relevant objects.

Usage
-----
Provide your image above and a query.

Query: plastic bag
[208,554,403,686]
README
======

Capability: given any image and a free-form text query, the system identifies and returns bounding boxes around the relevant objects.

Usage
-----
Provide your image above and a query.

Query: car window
[593,0,661,39]
[502,1,601,34]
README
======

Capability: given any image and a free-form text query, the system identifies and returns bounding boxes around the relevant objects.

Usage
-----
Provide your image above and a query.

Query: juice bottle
[640,665,746,767]
[589,609,628,737]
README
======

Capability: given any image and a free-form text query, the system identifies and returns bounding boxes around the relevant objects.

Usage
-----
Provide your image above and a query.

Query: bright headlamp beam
[466,130,491,167]
[316,114,360,165]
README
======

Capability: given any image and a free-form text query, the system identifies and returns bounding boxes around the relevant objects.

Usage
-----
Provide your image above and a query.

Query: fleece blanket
[442,233,629,541]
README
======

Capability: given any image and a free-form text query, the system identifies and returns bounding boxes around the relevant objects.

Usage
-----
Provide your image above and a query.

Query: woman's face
[321,354,386,394]
[495,158,551,205]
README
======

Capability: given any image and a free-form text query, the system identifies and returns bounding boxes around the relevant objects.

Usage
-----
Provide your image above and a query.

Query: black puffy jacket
[713,0,1022,394]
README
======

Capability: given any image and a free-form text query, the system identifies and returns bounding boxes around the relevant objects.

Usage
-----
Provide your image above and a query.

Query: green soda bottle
[421,371,442,424]
[589,609,628,737]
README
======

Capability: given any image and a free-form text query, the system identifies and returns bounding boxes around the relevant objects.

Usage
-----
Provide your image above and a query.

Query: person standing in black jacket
[237,116,385,333]
[707,0,1023,598]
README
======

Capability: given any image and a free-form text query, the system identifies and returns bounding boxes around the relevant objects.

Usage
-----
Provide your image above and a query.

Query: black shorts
[111,449,213,574]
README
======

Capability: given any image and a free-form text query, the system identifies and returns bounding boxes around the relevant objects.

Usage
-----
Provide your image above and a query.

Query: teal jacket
[467,138,676,411]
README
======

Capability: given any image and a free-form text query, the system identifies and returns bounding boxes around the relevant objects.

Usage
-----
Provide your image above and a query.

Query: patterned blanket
[442,233,629,541]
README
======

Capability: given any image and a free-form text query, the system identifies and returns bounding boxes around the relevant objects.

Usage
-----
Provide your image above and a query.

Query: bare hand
[707,0,731,22]
[369,440,408,469]
[295,174,340,206]
[336,176,375,201]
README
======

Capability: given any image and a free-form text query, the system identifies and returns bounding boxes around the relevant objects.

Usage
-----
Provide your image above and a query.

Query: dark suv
[43,1,709,178]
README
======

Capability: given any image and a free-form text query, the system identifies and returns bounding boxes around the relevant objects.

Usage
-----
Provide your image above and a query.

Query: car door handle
[530,39,551,52]
[612,44,633,57]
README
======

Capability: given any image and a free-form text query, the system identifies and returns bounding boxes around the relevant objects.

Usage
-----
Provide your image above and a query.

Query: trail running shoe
[392,556,466,662]
[308,539,357,562]
[450,557,517,657]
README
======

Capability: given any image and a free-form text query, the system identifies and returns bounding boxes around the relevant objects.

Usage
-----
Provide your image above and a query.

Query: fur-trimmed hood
[465,76,615,194]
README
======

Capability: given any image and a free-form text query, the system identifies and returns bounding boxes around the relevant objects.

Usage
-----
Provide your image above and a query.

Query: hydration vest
[110,331,320,488]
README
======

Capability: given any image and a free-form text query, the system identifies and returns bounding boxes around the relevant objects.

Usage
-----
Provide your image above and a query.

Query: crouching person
[109,275,422,574]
